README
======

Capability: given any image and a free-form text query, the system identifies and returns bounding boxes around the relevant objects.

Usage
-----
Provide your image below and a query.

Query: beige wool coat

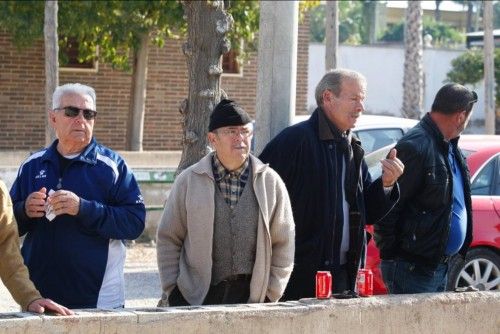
[0,180,42,310]
[156,153,295,305]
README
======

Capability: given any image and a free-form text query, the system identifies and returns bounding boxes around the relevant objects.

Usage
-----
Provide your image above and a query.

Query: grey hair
[315,69,366,106]
[52,83,96,110]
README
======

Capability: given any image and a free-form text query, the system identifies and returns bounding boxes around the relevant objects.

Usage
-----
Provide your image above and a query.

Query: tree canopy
[446,48,500,106]
[380,16,464,47]
[309,1,368,44]
[0,0,264,71]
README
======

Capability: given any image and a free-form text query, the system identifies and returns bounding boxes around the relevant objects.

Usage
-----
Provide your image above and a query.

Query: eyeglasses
[54,106,97,120]
[216,128,253,138]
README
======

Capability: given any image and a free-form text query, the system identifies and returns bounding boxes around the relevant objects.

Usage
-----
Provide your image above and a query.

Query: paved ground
[0,243,160,312]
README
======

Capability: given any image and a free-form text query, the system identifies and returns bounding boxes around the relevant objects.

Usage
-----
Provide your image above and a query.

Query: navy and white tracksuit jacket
[10,138,145,309]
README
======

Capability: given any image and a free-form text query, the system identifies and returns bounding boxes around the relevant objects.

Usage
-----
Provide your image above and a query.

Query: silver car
[292,114,418,154]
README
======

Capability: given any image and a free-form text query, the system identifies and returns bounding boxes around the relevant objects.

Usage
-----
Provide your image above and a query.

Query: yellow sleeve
[0,180,41,310]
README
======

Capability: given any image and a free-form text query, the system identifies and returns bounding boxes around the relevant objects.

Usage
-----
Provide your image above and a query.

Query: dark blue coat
[259,108,398,298]
[10,138,145,308]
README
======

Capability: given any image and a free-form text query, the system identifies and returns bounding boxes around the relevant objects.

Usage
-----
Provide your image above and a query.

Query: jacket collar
[41,138,98,165]
[313,107,360,147]
[421,113,460,152]
[192,152,267,180]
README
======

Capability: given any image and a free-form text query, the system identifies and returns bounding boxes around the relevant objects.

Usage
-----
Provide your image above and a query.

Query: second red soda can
[356,268,373,296]
[315,271,332,299]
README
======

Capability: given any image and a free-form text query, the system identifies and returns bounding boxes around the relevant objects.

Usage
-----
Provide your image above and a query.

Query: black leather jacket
[374,113,473,268]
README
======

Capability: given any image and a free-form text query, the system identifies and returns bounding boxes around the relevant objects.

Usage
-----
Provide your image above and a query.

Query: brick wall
[0,17,309,151]
[0,34,46,150]
[296,13,309,115]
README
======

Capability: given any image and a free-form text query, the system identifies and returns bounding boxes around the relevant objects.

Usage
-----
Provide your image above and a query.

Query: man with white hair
[10,83,145,309]
[260,69,404,300]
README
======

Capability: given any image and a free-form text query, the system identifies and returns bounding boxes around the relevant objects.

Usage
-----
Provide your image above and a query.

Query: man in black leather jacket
[374,83,477,294]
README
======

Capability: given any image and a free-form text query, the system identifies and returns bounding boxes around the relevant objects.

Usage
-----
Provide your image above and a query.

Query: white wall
[308,43,486,132]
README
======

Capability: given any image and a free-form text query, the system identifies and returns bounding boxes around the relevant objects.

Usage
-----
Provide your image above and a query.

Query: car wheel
[447,248,500,291]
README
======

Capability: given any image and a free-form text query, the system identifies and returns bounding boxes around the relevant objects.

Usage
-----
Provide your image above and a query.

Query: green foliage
[57,1,185,70]
[309,4,325,42]
[339,1,364,44]
[309,1,365,45]
[0,1,185,70]
[0,1,44,47]
[299,0,320,22]
[0,0,263,71]
[229,0,319,56]
[421,17,464,46]
[380,17,464,47]
[446,48,500,105]
[379,22,404,42]
[226,0,259,55]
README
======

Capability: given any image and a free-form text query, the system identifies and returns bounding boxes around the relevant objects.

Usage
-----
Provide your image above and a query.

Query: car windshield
[354,128,405,154]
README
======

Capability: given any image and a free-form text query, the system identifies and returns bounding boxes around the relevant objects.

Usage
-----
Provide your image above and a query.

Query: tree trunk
[127,32,149,151]
[466,2,474,32]
[325,0,338,70]
[435,0,442,21]
[483,0,495,134]
[473,1,482,32]
[44,0,58,146]
[363,1,378,44]
[402,1,423,120]
[177,1,233,173]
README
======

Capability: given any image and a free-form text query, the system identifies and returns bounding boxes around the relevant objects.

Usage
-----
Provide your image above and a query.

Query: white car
[293,114,419,154]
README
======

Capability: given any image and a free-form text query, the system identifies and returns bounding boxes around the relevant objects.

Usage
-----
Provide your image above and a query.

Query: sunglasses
[54,106,97,120]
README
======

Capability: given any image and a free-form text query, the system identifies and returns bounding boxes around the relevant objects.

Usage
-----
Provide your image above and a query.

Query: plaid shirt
[212,153,250,209]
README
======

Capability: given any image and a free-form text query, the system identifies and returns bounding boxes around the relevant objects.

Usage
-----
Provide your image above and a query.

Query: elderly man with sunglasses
[10,83,145,309]
[156,99,294,306]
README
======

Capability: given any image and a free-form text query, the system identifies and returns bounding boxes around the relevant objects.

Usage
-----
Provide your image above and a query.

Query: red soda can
[356,269,373,296]
[316,271,332,299]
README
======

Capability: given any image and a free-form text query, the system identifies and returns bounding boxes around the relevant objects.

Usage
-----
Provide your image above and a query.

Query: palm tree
[402,1,423,120]
[452,0,481,32]
[435,0,442,21]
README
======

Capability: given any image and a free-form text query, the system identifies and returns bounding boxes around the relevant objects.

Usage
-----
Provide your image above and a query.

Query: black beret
[209,99,252,132]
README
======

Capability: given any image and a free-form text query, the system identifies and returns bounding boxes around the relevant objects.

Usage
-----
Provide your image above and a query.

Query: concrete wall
[308,43,486,133]
[0,292,498,334]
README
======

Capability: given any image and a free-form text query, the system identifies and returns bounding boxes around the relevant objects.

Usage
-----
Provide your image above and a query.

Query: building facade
[0,19,308,151]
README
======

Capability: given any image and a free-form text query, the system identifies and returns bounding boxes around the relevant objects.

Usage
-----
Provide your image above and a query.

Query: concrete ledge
[0,151,182,169]
[0,292,498,333]
[117,151,181,169]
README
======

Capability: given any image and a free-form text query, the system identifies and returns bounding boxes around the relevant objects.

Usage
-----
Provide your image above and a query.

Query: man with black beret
[156,99,295,306]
